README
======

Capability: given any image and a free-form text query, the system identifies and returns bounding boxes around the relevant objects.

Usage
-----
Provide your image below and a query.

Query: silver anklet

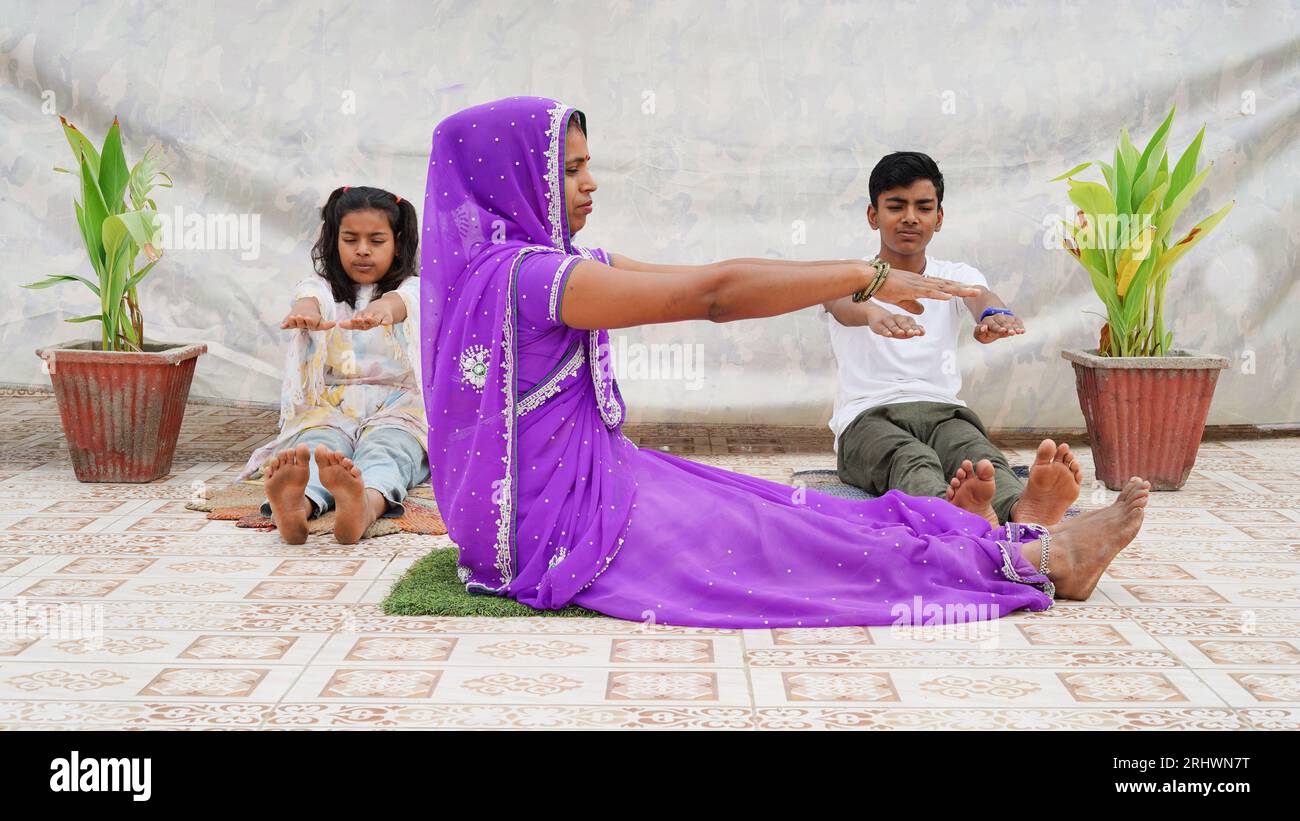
[1003,521,1055,599]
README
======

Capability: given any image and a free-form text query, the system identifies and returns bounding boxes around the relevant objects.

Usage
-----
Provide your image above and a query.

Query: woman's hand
[873,266,982,315]
[338,299,399,330]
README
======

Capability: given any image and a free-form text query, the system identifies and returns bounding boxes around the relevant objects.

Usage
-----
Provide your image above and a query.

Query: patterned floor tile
[0,662,301,701]
[1,395,1297,729]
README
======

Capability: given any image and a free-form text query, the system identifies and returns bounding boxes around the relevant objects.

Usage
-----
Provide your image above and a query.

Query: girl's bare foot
[1010,439,1083,526]
[315,445,387,544]
[945,459,999,526]
[264,444,312,544]
[1022,476,1151,600]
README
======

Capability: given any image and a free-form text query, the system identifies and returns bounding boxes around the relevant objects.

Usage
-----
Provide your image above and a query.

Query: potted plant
[24,116,206,483]
[1054,106,1233,490]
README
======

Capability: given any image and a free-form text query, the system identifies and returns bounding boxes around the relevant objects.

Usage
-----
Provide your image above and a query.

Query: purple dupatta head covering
[421,96,631,600]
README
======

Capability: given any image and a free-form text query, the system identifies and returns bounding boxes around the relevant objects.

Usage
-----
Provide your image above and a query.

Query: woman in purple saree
[420,96,1149,628]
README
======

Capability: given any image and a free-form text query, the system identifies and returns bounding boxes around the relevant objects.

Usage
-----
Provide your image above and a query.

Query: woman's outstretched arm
[608,253,858,274]
[560,256,980,330]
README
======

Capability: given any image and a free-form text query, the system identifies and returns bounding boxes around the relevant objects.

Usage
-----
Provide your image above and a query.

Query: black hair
[310,185,419,308]
[868,151,944,209]
[566,109,588,135]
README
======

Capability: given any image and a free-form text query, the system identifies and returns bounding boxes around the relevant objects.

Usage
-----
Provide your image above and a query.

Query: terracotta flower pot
[1062,348,1228,491]
[34,340,207,483]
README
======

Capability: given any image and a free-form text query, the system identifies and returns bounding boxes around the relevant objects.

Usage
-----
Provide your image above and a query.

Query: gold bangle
[852,257,891,302]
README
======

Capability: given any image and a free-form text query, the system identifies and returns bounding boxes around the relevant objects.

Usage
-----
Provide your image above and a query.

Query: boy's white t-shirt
[821,256,989,451]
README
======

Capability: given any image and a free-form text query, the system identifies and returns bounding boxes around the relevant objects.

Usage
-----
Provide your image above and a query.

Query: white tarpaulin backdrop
[3,1,1297,429]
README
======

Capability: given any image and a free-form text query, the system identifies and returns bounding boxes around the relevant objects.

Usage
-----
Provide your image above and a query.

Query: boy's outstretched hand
[974,312,1025,343]
[870,313,926,339]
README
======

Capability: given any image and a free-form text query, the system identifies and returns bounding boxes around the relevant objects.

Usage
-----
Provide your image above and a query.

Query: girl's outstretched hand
[337,301,397,331]
[280,311,335,331]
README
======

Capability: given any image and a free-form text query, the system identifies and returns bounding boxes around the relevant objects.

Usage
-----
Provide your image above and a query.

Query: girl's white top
[239,276,425,479]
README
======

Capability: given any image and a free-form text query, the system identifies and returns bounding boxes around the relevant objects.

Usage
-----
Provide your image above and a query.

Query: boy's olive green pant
[836,401,1023,524]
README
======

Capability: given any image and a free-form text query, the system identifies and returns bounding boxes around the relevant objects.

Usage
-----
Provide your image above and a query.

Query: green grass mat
[381,547,605,617]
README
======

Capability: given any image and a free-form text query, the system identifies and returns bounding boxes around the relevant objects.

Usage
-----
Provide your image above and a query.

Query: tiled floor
[1,391,1298,730]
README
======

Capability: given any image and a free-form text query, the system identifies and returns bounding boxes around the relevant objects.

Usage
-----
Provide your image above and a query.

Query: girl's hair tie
[342,185,351,192]
[395,195,402,204]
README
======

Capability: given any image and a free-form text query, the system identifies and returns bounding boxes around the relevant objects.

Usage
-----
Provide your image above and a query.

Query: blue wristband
[979,307,1014,322]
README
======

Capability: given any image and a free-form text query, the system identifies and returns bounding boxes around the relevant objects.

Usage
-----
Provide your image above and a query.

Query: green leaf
[21,274,101,296]
[1113,144,1132,216]
[78,150,109,272]
[104,210,163,257]
[1134,106,1175,189]
[1051,162,1093,182]
[1118,127,1140,175]
[59,116,100,179]
[1098,161,1115,193]
[1067,180,1116,218]
[1116,226,1157,298]
[119,313,140,345]
[1121,252,1159,330]
[127,144,172,211]
[64,313,106,324]
[1064,222,1120,319]
[1135,180,1169,218]
[102,225,136,318]
[124,258,159,292]
[1129,108,1176,215]
[1067,179,1120,264]
[1155,162,1213,242]
[1164,125,1206,208]
[71,201,104,282]
[1154,200,1235,275]
[97,117,131,216]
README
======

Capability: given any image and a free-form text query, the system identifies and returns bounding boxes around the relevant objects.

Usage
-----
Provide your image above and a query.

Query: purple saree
[421,96,1054,627]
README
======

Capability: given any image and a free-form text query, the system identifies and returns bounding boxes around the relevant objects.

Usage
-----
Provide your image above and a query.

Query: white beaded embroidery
[548,256,579,322]
[542,100,569,249]
[458,344,490,391]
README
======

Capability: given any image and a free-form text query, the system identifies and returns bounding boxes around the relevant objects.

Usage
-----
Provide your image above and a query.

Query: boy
[822,151,1081,526]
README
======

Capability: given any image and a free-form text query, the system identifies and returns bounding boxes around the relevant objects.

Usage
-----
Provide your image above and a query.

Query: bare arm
[823,296,882,328]
[962,286,1002,319]
[560,257,979,330]
[608,253,857,274]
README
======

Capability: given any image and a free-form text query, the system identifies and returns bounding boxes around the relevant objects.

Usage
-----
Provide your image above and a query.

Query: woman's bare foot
[1010,439,1084,526]
[264,444,312,544]
[945,459,999,526]
[1023,476,1151,600]
[315,445,387,544]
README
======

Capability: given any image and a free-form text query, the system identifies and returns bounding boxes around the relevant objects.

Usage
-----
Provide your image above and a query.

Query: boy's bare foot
[316,445,387,544]
[945,458,999,526]
[1023,476,1151,600]
[264,444,312,545]
[1010,439,1083,526]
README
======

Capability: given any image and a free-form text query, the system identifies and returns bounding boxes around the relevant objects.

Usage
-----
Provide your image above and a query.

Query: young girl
[240,185,428,544]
